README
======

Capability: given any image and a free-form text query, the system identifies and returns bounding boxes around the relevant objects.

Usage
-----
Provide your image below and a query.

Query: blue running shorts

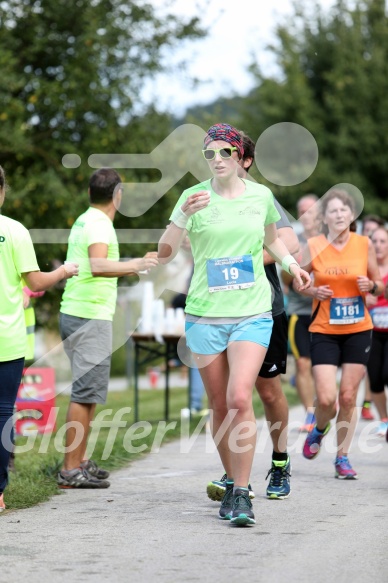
[185,317,273,355]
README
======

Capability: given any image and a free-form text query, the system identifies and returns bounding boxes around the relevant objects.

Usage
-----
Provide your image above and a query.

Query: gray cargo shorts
[59,313,112,404]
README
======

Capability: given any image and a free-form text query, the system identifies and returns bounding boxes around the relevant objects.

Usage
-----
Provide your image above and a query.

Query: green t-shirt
[170,179,281,317]
[60,207,119,321]
[0,215,39,361]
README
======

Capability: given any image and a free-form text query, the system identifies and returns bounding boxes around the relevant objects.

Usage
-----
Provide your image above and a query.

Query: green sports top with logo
[170,179,280,318]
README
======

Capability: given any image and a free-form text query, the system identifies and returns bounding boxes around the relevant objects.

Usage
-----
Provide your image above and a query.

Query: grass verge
[3,382,300,512]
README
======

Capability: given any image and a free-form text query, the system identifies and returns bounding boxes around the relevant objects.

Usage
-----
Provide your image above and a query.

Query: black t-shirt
[266,199,292,317]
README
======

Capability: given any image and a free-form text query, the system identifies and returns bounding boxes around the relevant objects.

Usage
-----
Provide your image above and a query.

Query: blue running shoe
[266,457,291,499]
[230,488,255,526]
[207,474,255,501]
[219,482,234,520]
[303,423,331,460]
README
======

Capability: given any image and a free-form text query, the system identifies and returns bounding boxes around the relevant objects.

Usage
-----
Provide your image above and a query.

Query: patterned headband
[203,123,244,158]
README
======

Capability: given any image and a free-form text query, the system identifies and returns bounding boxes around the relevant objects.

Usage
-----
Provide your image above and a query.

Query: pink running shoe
[361,405,374,420]
[302,423,331,460]
[334,456,358,479]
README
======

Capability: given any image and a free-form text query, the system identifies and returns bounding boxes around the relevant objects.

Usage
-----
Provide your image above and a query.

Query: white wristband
[171,206,189,229]
[282,254,299,275]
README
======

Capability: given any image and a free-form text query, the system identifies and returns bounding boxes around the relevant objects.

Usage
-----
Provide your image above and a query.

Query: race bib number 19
[207,254,255,293]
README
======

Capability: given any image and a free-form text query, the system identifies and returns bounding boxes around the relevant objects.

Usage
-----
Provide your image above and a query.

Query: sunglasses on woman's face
[202,147,238,160]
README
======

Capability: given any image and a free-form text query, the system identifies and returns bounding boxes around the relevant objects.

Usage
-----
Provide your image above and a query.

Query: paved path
[1,405,387,583]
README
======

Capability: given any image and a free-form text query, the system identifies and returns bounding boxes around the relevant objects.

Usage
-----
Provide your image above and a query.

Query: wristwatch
[370,281,378,295]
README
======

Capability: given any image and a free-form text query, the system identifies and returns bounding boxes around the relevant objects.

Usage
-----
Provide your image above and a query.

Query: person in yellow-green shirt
[57,168,159,490]
[158,124,311,526]
[0,165,78,512]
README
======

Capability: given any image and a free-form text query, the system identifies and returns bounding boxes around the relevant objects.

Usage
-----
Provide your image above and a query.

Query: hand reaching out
[129,252,159,274]
[289,265,311,291]
[62,262,79,278]
[181,190,211,217]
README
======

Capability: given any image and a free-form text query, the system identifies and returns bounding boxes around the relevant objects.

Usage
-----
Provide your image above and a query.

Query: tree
[0,0,204,324]
[0,0,204,223]
[239,0,388,216]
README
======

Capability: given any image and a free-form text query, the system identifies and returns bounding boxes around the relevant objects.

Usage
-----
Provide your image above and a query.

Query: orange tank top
[308,233,373,334]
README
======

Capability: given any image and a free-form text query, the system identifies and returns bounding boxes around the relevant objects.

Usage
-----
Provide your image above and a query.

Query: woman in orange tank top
[298,189,383,479]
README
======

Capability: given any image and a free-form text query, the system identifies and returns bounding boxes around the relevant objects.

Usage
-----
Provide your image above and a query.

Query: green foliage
[237,0,388,217]
[0,0,204,325]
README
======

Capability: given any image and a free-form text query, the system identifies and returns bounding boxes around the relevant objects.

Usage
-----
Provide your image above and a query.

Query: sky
[142,0,338,115]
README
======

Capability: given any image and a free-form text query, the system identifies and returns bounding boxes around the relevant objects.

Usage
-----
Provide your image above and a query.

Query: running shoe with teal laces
[207,474,255,501]
[303,423,331,460]
[334,456,358,479]
[219,482,234,520]
[265,457,291,499]
[230,489,255,526]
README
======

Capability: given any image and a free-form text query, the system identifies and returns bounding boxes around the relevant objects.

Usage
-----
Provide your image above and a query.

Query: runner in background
[366,227,388,435]
[301,189,383,479]
[282,195,321,432]
[362,215,385,238]
[359,215,385,420]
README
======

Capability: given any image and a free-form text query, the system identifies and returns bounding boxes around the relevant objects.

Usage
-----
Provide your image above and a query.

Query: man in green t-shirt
[58,168,158,489]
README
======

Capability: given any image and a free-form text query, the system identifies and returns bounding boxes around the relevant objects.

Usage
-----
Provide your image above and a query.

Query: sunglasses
[202,147,238,160]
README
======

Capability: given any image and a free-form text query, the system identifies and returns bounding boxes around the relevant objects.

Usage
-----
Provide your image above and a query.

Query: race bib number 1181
[329,296,364,324]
